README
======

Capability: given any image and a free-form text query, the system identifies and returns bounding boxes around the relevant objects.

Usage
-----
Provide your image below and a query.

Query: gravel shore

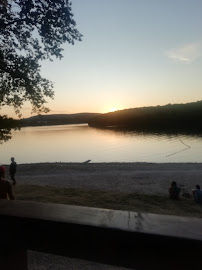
[5,162,202,195]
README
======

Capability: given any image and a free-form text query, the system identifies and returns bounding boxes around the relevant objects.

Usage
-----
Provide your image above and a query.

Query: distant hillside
[19,113,101,127]
[88,101,202,133]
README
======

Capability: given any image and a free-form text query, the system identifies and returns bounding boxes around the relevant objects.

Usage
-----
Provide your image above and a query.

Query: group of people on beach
[0,157,17,200]
[169,181,202,203]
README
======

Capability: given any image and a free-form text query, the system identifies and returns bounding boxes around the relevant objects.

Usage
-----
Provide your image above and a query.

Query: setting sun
[109,107,118,112]
[104,105,123,113]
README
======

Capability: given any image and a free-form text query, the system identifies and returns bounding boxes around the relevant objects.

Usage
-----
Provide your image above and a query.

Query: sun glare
[104,105,123,113]
[109,107,118,112]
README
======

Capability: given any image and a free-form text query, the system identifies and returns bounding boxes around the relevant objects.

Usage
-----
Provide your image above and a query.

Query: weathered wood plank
[0,200,201,270]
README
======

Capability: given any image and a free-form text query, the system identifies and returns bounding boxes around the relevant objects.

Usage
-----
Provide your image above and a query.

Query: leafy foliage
[0,115,20,144]
[0,0,82,115]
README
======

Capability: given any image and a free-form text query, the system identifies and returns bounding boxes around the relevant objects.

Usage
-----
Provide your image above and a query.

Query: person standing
[9,157,17,185]
[0,166,15,200]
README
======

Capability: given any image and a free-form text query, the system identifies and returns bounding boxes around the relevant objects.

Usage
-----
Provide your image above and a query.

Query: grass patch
[14,185,202,218]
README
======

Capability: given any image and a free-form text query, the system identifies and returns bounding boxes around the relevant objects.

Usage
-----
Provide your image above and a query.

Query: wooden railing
[0,200,202,270]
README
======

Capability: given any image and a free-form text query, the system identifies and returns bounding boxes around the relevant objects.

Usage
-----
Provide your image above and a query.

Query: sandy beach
[4,162,202,195]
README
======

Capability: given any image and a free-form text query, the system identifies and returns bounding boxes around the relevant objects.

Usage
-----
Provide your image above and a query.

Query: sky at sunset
[4,0,202,118]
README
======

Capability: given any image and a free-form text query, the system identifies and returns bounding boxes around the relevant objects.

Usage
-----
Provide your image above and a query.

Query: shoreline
[3,161,202,165]
[4,162,202,196]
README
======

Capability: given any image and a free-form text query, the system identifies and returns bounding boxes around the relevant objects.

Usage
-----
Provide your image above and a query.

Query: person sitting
[192,185,202,203]
[169,181,181,200]
[0,166,15,200]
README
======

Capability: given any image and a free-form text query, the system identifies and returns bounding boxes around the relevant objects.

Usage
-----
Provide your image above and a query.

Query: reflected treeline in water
[93,125,202,137]
[0,116,20,144]
[88,101,202,135]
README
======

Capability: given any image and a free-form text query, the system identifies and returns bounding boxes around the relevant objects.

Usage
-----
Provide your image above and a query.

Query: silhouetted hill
[88,101,202,133]
[19,113,101,127]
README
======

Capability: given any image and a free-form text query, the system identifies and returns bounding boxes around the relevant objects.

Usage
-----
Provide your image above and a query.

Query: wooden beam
[0,200,202,269]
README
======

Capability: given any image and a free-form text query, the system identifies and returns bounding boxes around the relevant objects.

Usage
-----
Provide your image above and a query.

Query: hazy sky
[4,0,202,118]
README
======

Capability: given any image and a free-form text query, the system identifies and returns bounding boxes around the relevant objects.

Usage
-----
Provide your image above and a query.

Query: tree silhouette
[0,0,82,143]
[0,115,20,144]
[88,101,202,134]
[0,0,82,116]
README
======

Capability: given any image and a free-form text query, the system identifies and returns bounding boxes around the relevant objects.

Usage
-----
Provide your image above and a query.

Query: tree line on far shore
[88,101,202,134]
[18,113,101,127]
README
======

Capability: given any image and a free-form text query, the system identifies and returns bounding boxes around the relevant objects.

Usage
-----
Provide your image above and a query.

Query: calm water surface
[1,124,202,164]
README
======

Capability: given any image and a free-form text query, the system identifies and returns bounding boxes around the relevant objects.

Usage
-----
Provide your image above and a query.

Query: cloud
[166,42,202,64]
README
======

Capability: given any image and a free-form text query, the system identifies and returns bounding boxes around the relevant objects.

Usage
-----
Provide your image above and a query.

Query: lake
[1,124,202,164]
